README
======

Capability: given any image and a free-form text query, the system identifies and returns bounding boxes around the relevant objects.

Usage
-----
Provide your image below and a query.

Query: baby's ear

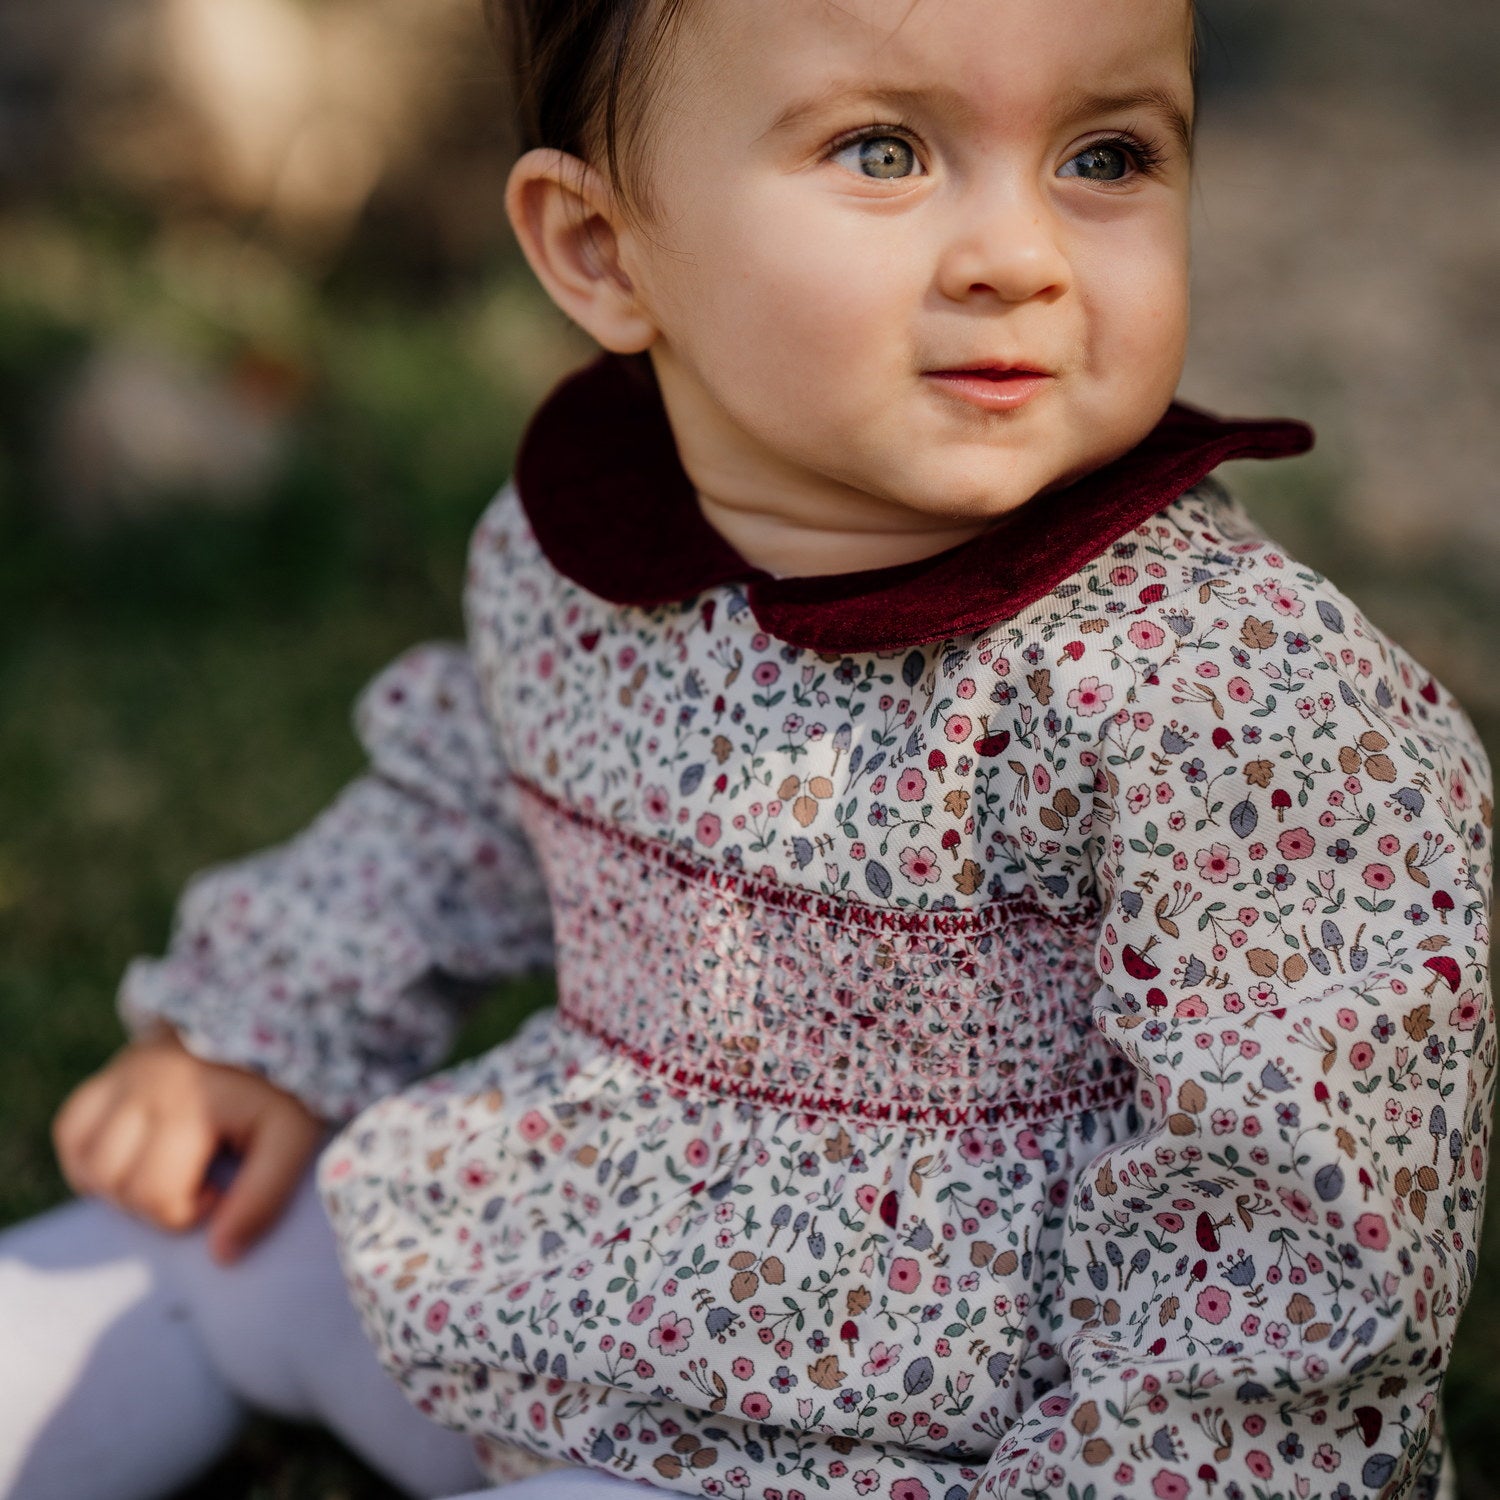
[505,148,656,355]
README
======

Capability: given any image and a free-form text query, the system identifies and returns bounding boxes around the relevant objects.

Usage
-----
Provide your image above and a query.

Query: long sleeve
[118,639,554,1122]
[973,586,1494,1499]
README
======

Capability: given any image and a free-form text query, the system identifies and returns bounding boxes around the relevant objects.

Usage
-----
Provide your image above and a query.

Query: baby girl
[3,2,1491,1498]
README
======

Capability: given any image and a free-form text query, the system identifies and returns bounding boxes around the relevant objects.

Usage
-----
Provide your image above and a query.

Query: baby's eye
[833,134,922,181]
[1058,142,1133,183]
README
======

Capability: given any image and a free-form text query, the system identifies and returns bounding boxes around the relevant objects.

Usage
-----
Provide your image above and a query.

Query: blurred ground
[0,0,1496,1495]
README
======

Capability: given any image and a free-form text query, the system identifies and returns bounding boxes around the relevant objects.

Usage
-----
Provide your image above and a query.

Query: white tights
[0,1173,664,1500]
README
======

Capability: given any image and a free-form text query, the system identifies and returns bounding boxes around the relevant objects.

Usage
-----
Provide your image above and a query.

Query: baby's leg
[0,1194,245,1499]
[161,1167,487,1496]
[0,1171,486,1500]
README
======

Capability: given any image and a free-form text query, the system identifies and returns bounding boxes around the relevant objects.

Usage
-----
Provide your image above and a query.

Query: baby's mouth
[923,364,1054,411]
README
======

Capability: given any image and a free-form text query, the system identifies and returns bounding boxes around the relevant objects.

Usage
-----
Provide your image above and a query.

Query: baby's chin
[868,447,1129,528]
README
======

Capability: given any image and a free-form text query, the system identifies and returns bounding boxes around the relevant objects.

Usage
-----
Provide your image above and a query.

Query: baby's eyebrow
[1055,86,1195,156]
[760,81,1194,156]
[760,83,969,141]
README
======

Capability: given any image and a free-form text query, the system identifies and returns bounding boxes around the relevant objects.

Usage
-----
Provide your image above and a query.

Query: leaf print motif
[1240,614,1278,650]
[1229,797,1259,838]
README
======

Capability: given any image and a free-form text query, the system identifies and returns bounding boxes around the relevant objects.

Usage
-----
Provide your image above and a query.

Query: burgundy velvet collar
[514,352,1314,653]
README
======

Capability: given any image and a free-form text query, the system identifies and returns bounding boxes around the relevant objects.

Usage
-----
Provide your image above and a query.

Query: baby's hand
[52,1028,323,1265]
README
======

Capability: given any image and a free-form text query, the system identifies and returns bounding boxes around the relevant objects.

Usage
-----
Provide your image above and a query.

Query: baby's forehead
[680,0,1194,129]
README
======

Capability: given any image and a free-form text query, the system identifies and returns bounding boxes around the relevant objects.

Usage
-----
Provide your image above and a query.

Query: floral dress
[121,354,1494,1500]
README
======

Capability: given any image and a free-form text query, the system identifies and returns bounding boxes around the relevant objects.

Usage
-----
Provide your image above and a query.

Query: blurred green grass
[1,227,1497,1498]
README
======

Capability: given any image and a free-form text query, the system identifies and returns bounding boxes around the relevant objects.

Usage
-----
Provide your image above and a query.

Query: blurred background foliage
[0,0,1496,1494]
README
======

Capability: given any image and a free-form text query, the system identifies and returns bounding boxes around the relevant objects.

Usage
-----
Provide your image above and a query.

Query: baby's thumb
[207,1108,319,1265]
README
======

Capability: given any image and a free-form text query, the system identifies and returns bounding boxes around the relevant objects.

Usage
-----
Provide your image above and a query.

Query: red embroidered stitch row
[513,776,1100,938]
[556,998,1138,1129]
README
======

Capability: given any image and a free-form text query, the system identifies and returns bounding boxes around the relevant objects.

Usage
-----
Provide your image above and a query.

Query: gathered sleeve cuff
[974,596,1494,1499]
[118,641,553,1122]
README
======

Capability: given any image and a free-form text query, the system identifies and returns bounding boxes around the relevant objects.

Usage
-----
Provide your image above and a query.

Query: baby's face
[623,0,1195,550]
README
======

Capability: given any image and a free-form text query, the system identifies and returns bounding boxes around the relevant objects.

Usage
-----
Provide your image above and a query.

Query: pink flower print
[1174,995,1208,1018]
[1127,620,1166,650]
[1246,1450,1274,1480]
[944,714,971,743]
[1265,582,1304,616]
[1451,991,1483,1030]
[1152,1474,1190,1500]
[1354,1213,1390,1250]
[891,1482,931,1500]
[958,1129,987,1165]
[887,1257,922,1293]
[854,1472,880,1495]
[753,661,780,687]
[861,1341,903,1376]
[642,784,670,822]
[1066,676,1114,714]
[855,1183,879,1211]
[1247,981,1279,1008]
[1279,1188,1316,1221]
[458,1160,495,1190]
[1349,1042,1375,1070]
[896,768,927,802]
[899,847,941,885]
[1276,826,1315,859]
[1377,833,1402,856]
[1195,1285,1232,1323]
[648,1311,693,1354]
[1226,676,1253,703]
[696,813,721,848]
[684,1137,711,1168]
[1361,862,1394,889]
[627,1295,656,1325]
[517,1110,549,1142]
[1194,843,1240,884]
[739,1391,772,1420]
[424,1299,450,1334]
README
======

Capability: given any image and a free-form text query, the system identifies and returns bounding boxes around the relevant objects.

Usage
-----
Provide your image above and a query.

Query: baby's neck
[696,491,991,579]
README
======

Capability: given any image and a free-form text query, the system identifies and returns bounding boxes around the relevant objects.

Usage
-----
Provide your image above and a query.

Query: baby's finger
[77,1098,151,1203]
[118,1114,220,1231]
[51,1075,117,1190]
[207,1109,319,1265]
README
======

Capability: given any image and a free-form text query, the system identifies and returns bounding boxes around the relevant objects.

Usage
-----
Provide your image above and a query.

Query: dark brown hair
[489,0,690,217]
